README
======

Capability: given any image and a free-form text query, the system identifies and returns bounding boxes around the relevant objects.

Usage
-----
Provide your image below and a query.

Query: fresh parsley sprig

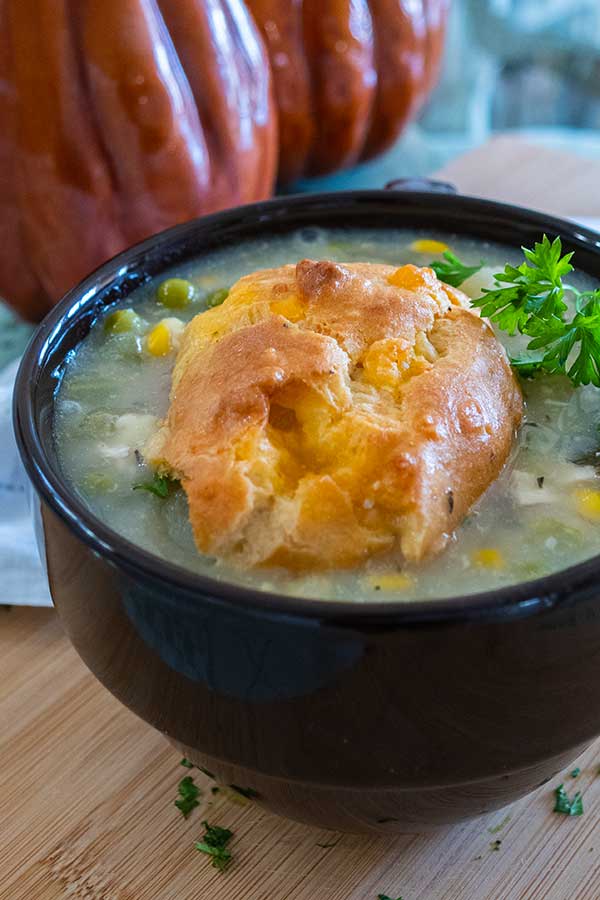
[510,294,600,387]
[481,236,600,387]
[436,235,600,389]
[472,235,573,335]
[429,250,483,287]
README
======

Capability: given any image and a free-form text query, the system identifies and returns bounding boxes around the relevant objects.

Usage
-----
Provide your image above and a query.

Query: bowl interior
[14,190,600,622]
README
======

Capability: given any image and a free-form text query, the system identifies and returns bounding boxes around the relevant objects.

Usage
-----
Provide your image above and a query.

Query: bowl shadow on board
[14,188,600,833]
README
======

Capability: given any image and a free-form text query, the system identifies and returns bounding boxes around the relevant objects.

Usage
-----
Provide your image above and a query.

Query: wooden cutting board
[3,137,600,900]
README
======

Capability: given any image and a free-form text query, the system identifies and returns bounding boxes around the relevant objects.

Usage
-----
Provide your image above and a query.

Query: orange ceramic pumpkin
[0,0,277,320]
[247,0,450,183]
[1,0,448,321]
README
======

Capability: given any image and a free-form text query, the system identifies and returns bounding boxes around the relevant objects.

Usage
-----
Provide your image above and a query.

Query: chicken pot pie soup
[54,228,600,602]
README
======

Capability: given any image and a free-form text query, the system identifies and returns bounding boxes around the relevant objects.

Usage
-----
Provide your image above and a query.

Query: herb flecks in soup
[54,228,600,602]
[145,259,522,570]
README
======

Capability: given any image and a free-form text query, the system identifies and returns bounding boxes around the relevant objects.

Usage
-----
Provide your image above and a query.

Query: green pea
[104,308,144,334]
[205,287,229,308]
[157,278,195,309]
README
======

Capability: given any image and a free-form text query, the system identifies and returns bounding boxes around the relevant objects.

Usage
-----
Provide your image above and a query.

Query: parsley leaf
[195,820,234,871]
[378,894,403,900]
[563,294,600,387]
[175,775,201,818]
[511,291,600,386]
[553,784,584,816]
[429,250,483,287]
[133,471,179,498]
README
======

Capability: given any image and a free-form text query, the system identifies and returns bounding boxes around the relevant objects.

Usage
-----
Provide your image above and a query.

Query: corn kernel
[409,239,449,254]
[574,486,600,521]
[367,572,414,592]
[472,548,504,569]
[147,322,171,356]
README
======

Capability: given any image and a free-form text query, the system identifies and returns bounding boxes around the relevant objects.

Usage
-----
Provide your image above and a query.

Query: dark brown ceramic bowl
[13,187,600,833]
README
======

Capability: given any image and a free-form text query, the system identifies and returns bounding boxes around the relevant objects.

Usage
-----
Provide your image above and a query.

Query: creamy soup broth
[54,227,600,601]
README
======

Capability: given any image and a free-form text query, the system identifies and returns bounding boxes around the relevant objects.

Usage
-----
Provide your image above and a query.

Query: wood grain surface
[3,138,600,900]
[1,607,599,900]
[437,134,600,219]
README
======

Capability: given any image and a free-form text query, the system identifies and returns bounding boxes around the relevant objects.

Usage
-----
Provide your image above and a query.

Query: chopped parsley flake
[133,471,179,498]
[570,767,581,778]
[378,894,403,900]
[175,775,201,818]
[554,784,584,816]
[180,757,194,768]
[195,820,234,871]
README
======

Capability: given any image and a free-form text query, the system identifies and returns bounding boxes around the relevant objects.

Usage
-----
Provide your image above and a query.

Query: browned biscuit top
[147,260,523,570]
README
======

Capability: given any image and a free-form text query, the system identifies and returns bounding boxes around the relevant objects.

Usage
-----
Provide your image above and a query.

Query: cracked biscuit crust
[147,259,523,570]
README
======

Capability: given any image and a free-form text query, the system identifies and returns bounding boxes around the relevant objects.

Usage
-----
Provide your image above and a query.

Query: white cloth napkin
[0,358,51,605]
[2,216,599,607]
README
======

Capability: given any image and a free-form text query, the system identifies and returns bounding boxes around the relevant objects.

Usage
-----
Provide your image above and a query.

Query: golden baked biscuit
[147,260,523,570]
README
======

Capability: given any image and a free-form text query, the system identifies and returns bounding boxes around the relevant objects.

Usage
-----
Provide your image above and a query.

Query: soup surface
[54,227,600,602]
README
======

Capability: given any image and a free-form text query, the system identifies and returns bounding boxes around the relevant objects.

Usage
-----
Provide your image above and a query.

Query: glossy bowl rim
[13,188,600,624]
